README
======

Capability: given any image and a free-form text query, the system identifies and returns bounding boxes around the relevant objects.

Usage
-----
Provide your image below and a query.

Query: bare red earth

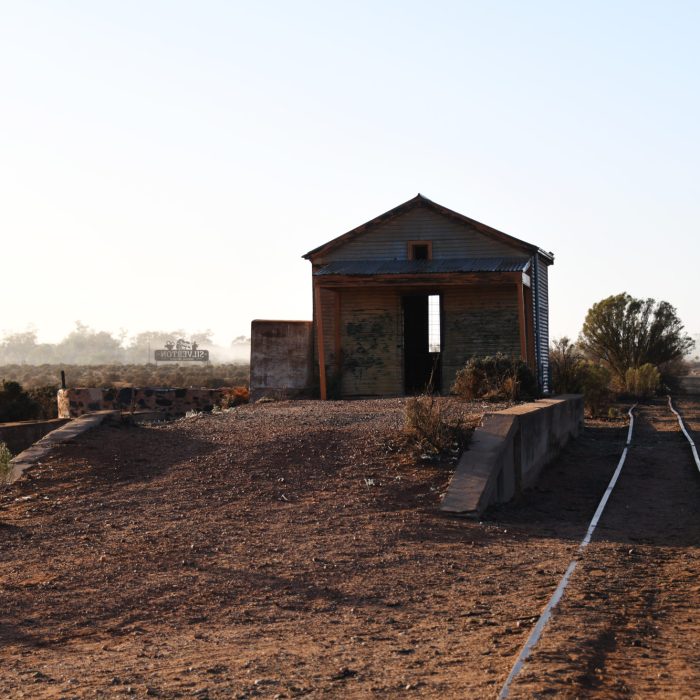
[1,397,698,699]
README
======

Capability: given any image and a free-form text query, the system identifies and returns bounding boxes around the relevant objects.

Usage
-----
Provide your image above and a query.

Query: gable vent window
[408,241,432,260]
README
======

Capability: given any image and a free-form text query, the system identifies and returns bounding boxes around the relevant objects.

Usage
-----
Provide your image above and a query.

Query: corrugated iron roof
[313,257,531,276]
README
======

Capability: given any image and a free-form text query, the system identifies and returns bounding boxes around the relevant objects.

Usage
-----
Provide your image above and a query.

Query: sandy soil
[0,397,698,699]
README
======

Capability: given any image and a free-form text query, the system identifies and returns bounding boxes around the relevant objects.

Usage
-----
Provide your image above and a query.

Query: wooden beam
[334,291,342,377]
[315,271,523,288]
[314,283,327,400]
[517,279,528,363]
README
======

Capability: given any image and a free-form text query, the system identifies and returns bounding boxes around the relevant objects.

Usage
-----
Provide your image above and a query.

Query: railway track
[499,397,700,698]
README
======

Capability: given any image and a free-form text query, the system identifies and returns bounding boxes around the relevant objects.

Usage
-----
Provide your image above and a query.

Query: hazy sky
[2,1,699,347]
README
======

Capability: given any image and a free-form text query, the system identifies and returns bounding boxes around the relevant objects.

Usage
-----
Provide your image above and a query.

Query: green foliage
[580,362,612,417]
[549,339,619,415]
[624,363,661,399]
[451,354,537,401]
[580,293,694,381]
[0,381,40,422]
[550,337,586,394]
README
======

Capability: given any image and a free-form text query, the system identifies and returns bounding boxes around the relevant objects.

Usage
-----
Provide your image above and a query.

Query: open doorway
[403,293,441,394]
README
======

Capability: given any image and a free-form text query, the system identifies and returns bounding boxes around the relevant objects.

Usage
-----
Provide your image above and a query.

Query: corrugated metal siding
[340,288,402,396]
[441,285,521,390]
[533,256,550,392]
[319,207,524,263]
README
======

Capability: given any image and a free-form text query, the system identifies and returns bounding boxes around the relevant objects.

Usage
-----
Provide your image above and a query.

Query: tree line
[0,324,250,365]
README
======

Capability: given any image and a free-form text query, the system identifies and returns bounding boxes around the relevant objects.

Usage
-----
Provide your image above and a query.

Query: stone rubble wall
[58,387,241,419]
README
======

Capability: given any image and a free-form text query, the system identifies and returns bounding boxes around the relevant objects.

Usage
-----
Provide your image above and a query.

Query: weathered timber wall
[441,284,521,390]
[58,387,242,418]
[250,320,314,401]
[314,283,523,397]
[340,287,403,396]
[0,418,71,455]
[318,207,524,263]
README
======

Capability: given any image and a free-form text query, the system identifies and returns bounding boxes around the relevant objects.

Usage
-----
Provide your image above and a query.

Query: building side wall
[250,320,314,400]
[318,207,524,263]
[441,285,521,390]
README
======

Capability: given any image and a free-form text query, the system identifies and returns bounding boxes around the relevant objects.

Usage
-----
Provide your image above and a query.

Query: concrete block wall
[441,394,584,517]
[250,320,314,401]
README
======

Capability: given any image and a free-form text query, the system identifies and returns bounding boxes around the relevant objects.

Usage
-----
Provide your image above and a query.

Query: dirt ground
[1,397,699,699]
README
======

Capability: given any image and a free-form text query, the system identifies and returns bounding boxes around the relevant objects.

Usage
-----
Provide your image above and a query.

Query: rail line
[498,397,699,699]
[668,395,700,473]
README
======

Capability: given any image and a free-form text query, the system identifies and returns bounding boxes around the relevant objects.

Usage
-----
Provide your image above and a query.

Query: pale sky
[2,1,698,347]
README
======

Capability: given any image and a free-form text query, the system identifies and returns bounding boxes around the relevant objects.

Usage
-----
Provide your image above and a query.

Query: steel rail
[498,404,637,699]
[667,395,700,473]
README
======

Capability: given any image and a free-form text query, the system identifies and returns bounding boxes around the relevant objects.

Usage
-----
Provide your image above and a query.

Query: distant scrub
[0,363,250,392]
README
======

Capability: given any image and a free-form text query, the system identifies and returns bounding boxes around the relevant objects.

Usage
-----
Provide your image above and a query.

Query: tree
[550,337,585,394]
[579,293,694,381]
[0,381,39,422]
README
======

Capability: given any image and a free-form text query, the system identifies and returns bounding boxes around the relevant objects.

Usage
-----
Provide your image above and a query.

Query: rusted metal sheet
[441,285,520,391]
[318,207,526,263]
[314,257,530,276]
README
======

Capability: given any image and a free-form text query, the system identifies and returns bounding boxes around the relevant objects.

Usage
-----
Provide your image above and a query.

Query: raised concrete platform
[0,418,70,455]
[441,395,584,518]
[6,411,119,484]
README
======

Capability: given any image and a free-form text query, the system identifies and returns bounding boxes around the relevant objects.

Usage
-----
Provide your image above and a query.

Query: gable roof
[303,194,554,264]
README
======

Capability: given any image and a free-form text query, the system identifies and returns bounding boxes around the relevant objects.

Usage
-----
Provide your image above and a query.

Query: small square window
[408,241,432,260]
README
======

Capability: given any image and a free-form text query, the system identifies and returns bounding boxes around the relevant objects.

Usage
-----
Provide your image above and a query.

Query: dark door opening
[403,294,441,394]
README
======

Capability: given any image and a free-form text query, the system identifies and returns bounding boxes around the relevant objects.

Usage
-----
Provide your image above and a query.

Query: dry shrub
[404,395,471,458]
[452,354,536,401]
[220,386,250,408]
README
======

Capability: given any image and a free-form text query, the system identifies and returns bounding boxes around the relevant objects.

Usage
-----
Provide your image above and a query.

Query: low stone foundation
[58,387,242,419]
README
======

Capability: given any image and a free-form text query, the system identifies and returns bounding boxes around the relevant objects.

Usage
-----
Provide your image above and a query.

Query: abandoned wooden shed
[304,194,553,399]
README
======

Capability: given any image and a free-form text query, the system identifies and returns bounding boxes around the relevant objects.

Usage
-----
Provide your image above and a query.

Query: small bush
[0,441,12,482]
[580,362,612,417]
[404,395,473,460]
[28,385,60,419]
[405,395,453,454]
[452,354,537,401]
[0,381,40,422]
[624,363,661,399]
[220,386,250,408]
[550,337,586,394]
